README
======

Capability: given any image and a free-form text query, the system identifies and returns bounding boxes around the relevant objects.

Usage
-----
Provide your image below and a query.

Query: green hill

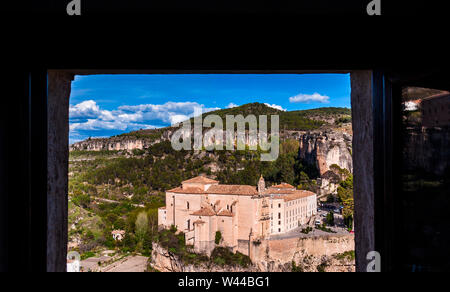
[187,102,351,131]
[111,103,351,140]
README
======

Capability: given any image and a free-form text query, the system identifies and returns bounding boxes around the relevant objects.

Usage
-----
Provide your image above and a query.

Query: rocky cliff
[299,130,353,175]
[70,129,173,151]
[150,234,355,272]
[70,127,299,152]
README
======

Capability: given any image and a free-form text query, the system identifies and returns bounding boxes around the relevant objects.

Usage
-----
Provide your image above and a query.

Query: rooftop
[217,209,233,217]
[182,176,219,184]
[191,207,216,216]
[167,184,258,196]
[207,184,258,196]
[270,183,295,189]
[167,186,205,194]
[282,190,316,202]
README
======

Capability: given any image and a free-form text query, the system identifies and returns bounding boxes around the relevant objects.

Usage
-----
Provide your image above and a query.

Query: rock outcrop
[70,130,173,151]
[150,243,261,272]
[150,234,355,272]
[70,128,299,152]
[299,131,353,175]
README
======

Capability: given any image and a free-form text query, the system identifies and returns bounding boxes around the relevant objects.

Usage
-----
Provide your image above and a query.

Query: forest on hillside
[68,104,353,264]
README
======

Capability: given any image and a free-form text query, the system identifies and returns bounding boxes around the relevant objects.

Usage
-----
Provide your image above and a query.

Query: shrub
[316,224,336,233]
[317,260,328,272]
[215,231,222,245]
[291,261,304,272]
[210,247,252,268]
[335,250,355,261]
[301,227,312,234]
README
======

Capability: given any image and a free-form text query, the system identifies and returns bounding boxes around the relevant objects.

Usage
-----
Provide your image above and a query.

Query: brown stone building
[421,92,450,128]
[158,175,317,255]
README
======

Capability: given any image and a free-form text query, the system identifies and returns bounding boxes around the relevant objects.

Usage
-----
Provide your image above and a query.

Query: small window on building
[187,202,189,210]
[278,212,281,219]
[278,228,281,232]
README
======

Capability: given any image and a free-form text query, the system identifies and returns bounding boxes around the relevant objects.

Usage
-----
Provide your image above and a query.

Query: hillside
[70,103,351,151]
[67,103,353,263]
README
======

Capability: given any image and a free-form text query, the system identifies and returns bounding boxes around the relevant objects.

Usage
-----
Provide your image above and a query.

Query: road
[92,196,145,208]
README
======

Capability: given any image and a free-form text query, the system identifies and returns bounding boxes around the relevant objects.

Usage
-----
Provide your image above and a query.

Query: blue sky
[69,74,350,144]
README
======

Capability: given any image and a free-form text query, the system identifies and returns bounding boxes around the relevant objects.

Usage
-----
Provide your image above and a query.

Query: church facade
[158,175,317,255]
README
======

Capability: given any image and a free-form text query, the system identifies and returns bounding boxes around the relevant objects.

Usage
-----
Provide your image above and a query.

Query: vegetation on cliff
[68,103,353,262]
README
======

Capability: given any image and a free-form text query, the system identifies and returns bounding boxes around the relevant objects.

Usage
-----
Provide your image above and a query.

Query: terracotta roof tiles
[191,207,216,216]
[167,186,205,194]
[217,209,233,217]
[182,176,218,184]
[207,185,258,196]
[270,183,295,189]
[282,190,316,202]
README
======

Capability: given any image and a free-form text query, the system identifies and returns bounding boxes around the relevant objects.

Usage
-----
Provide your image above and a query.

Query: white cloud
[264,103,286,111]
[69,100,101,118]
[69,100,220,134]
[169,114,190,125]
[226,102,238,108]
[289,92,330,103]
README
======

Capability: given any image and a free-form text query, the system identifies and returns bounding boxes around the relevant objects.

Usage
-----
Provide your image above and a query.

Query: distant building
[158,175,317,255]
[421,92,450,127]
[111,230,125,241]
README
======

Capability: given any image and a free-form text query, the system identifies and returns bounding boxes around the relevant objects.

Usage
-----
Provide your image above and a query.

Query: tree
[215,231,222,245]
[135,211,149,243]
[326,212,335,226]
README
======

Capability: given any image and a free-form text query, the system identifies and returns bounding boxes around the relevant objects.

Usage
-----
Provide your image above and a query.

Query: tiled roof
[217,209,233,217]
[191,207,216,216]
[182,176,218,184]
[167,186,206,194]
[263,188,295,195]
[270,183,295,189]
[207,185,258,196]
[282,190,316,202]
[169,184,258,195]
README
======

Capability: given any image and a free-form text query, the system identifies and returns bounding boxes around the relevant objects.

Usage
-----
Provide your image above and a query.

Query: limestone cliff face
[70,128,291,152]
[299,131,353,175]
[150,243,261,272]
[70,130,173,151]
[150,234,355,272]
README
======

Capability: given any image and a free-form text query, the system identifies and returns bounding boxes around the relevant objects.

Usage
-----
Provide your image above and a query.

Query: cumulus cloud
[226,102,238,109]
[289,92,330,103]
[69,100,220,135]
[264,103,286,111]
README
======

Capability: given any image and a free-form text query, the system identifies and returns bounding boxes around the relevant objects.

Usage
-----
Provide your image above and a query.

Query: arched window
[186,202,189,210]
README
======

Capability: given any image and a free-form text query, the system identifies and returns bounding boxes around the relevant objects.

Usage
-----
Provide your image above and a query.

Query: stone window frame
[44,69,382,272]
